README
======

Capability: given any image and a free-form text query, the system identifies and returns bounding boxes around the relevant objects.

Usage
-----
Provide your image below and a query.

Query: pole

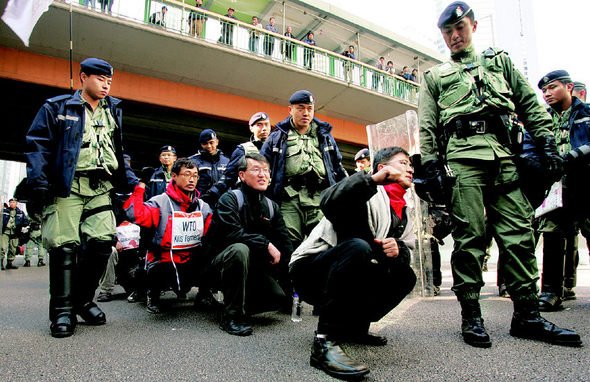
[69,0,73,93]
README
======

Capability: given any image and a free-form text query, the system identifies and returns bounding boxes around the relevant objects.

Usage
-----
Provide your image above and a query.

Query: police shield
[366,110,437,297]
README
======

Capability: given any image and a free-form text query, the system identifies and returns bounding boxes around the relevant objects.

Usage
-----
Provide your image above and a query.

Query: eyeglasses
[248,167,271,175]
[393,160,413,169]
[179,172,199,180]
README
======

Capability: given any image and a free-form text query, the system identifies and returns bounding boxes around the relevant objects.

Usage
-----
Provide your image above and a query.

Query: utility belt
[75,169,112,190]
[286,172,327,195]
[445,114,521,151]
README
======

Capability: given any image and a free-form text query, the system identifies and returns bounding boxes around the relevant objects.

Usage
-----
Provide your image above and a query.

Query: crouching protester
[123,158,213,314]
[290,147,417,380]
[204,153,293,336]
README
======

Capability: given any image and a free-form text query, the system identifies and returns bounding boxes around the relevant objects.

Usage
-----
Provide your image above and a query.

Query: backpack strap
[231,189,274,220]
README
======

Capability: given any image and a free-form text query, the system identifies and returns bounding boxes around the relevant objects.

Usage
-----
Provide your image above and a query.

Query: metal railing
[71,0,419,104]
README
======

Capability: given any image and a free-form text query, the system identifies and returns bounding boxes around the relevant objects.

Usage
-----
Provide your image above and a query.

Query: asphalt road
[1,248,589,382]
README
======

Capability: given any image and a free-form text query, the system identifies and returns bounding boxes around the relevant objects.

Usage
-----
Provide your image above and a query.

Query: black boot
[74,240,112,322]
[219,313,252,336]
[49,246,77,338]
[146,290,162,314]
[5,260,18,269]
[459,300,491,348]
[1,259,5,270]
[310,333,370,380]
[510,299,582,347]
[38,258,46,267]
[24,260,31,267]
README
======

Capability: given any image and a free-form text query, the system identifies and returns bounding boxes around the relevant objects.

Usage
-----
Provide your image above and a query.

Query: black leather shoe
[310,335,370,380]
[97,292,113,302]
[510,312,582,347]
[563,288,576,301]
[219,314,252,336]
[146,296,162,314]
[462,317,492,348]
[5,261,18,269]
[538,292,564,312]
[340,332,388,346]
[50,313,77,338]
[77,302,106,325]
[498,284,509,298]
[23,260,31,267]
[37,259,46,266]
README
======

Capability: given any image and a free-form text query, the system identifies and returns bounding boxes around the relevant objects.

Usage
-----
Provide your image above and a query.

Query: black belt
[447,115,504,139]
[75,169,111,190]
[287,172,326,194]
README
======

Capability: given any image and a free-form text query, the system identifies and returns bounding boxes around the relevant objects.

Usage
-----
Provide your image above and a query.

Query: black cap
[80,58,113,77]
[289,90,315,104]
[123,154,131,161]
[573,81,586,91]
[159,145,176,154]
[199,129,217,143]
[354,148,370,162]
[438,1,474,28]
[249,112,269,126]
[538,70,571,89]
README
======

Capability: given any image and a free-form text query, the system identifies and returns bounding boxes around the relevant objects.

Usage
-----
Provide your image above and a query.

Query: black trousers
[210,243,289,316]
[291,238,416,336]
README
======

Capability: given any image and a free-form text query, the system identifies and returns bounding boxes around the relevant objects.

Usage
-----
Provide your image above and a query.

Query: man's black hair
[238,153,269,172]
[372,147,410,173]
[172,157,197,175]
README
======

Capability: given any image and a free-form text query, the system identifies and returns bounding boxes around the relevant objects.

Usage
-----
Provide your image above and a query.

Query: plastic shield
[366,110,435,297]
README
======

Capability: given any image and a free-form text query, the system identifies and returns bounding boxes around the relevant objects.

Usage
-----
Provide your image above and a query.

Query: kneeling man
[205,153,293,336]
[290,146,417,379]
[124,158,213,313]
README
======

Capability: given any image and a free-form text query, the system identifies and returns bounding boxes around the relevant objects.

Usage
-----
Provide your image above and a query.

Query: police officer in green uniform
[418,2,581,348]
[1,198,28,270]
[261,90,347,249]
[25,58,138,338]
[24,214,46,267]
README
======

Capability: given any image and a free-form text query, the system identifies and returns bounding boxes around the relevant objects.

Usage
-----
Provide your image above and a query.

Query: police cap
[354,148,370,162]
[80,58,113,77]
[249,112,269,126]
[159,145,176,154]
[437,1,474,28]
[573,81,586,91]
[199,129,217,143]
[289,90,315,105]
[538,70,571,89]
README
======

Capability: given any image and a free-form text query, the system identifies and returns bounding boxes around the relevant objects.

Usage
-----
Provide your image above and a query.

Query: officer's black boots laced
[460,299,492,348]
[510,300,582,347]
[49,246,77,338]
[310,333,370,380]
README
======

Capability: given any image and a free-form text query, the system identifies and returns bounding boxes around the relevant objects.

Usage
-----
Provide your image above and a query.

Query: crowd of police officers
[2,1,586,379]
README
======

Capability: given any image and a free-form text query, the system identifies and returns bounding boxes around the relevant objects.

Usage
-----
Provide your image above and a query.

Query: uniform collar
[451,44,476,63]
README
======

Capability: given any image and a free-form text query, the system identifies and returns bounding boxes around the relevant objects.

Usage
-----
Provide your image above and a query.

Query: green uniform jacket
[419,45,553,163]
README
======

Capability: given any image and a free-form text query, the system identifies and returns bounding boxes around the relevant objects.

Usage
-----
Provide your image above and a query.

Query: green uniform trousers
[25,229,46,262]
[42,192,116,249]
[448,158,538,301]
[280,188,323,249]
[1,233,19,262]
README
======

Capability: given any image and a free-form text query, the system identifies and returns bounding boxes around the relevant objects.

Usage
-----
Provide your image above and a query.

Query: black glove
[139,167,156,185]
[27,188,52,220]
[413,159,454,206]
[538,135,563,181]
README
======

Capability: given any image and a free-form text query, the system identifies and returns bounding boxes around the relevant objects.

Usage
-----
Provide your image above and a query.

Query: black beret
[538,70,571,89]
[159,145,176,154]
[438,1,474,28]
[354,148,370,162]
[289,90,315,104]
[573,81,586,91]
[199,129,217,143]
[80,58,113,77]
[123,154,131,161]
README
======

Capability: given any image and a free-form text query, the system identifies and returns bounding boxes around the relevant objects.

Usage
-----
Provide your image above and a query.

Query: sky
[327,0,590,100]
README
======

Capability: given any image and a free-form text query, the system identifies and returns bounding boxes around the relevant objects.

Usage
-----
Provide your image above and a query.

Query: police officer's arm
[123,184,160,228]
[328,135,348,181]
[25,102,59,194]
[215,192,275,259]
[418,72,442,164]
[499,53,553,140]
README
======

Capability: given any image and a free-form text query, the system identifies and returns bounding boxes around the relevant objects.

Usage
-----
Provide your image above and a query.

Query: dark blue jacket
[260,116,347,202]
[146,166,170,200]
[25,90,138,198]
[560,97,590,151]
[204,138,264,205]
[189,149,229,196]
[2,206,29,234]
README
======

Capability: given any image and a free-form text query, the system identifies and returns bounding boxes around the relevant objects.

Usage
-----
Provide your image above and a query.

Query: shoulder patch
[483,47,505,58]
[47,94,71,103]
